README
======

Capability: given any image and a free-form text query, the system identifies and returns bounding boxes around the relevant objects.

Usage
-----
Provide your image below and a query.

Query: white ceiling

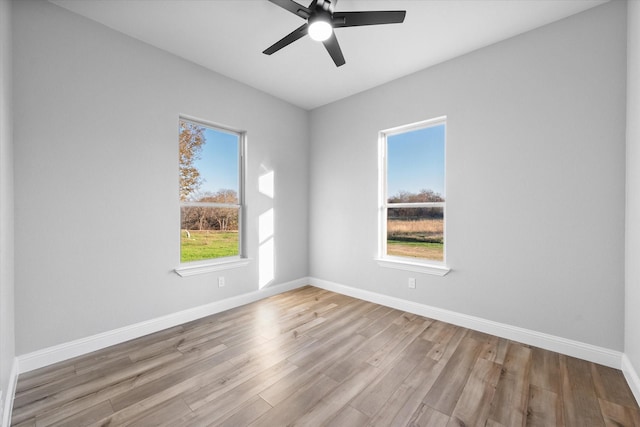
[49,0,608,110]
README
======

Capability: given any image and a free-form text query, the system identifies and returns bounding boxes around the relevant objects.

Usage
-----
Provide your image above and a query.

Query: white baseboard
[2,358,18,427]
[309,277,623,369]
[17,278,309,373]
[622,354,640,405]
[15,275,625,375]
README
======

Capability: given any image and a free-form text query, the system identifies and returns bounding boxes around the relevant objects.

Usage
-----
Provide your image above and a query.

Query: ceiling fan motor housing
[317,0,335,14]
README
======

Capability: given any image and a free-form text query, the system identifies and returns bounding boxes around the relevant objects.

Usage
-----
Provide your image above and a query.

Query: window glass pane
[387,207,444,261]
[180,206,239,262]
[387,124,445,203]
[179,118,242,264]
[179,120,239,203]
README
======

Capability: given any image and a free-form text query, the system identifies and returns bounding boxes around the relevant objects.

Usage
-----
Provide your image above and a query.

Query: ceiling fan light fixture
[308,18,332,41]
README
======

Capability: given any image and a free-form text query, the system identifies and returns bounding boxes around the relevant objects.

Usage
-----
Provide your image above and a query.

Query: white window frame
[175,117,249,277]
[376,116,450,276]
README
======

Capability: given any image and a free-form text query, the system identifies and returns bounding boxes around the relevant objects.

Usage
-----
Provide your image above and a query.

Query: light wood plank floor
[11,286,640,426]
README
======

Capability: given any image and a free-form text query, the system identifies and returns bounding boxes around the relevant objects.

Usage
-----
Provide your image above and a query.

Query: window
[178,118,244,266]
[379,117,448,275]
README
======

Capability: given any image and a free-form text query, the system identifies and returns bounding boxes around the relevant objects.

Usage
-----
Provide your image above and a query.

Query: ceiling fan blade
[267,0,313,19]
[332,10,406,27]
[323,33,345,67]
[263,23,309,55]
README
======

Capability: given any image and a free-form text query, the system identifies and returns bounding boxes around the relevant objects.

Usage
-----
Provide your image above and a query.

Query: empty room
[1,0,640,425]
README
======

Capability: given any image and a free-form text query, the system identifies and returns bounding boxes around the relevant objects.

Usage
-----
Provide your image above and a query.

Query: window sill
[174,258,250,277]
[375,258,451,276]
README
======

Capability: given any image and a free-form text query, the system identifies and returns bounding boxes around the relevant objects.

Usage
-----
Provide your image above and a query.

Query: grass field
[181,219,443,263]
[180,230,239,262]
[387,218,444,261]
[387,240,444,261]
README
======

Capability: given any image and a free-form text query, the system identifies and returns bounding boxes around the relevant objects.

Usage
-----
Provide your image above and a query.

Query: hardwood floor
[11,286,640,426]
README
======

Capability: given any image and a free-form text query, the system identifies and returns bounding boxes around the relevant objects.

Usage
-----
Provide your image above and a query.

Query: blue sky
[190,123,444,199]
[193,127,239,196]
[387,124,445,197]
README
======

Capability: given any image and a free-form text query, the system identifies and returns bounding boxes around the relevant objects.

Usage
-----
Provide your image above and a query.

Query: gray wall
[0,0,15,412]
[309,1,627,350]
[9,0,631,361]
[12,0,309,354]
[626,0,640,378]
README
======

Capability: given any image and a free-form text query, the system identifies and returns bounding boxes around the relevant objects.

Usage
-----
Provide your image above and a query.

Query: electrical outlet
[218,276,225,287]
[408,277,416,289]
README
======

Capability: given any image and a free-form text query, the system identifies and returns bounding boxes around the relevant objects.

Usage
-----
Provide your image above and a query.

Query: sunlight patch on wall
[259,234,275,289]
[259,170,275,198]
[259,170,275,289]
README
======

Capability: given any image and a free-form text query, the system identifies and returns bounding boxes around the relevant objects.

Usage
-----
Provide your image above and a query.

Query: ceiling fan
[263,0,406,67]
